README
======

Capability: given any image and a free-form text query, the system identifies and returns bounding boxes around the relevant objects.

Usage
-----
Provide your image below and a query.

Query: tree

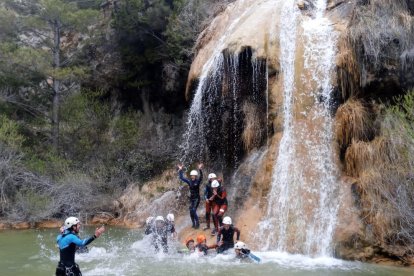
[0,0,99,152]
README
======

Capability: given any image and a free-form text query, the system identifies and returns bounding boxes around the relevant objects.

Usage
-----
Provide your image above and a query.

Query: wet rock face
[184,0,414,264]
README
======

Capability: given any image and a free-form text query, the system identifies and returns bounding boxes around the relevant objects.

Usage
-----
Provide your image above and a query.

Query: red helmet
[196,234,207,244]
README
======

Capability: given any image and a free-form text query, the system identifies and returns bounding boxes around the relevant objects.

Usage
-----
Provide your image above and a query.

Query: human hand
[198,163,203,170]
[95,226,105,238]
[177,164,183,170]
[218,241,223,246]
[59,226,65,234]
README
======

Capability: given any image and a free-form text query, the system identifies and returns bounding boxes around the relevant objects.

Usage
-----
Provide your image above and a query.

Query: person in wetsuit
[204,173,218,232]
[177,163,203,228]
[209,179,228,234]
[234,241,252,261]
[216,216,240,254]
[145,216,169,253]
[56,217,105,276]
[195,234,217,255]
[166,213,176,238]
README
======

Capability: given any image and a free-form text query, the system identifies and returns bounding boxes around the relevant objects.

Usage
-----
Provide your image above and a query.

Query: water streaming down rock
[181,1,268,170]
[183,0,341,257]
[260,0,340,256]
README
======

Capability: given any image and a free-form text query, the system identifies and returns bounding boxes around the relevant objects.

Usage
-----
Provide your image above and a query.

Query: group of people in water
[54,163,255,275]
[144,163,253,260]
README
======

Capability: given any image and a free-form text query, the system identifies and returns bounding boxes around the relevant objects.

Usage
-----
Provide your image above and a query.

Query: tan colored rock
[0,222,11,230]
[35,220,62,229]
[11,222,31,229]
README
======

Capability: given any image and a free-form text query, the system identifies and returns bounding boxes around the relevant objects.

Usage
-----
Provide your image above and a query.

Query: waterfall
[183,0,340,257]
[260,0,340,256]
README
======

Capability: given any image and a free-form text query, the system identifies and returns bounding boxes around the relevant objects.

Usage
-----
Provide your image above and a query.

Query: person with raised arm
[56,217,105,276]
[177,163,203,228]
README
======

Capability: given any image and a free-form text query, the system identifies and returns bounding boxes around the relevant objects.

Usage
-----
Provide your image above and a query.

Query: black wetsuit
[217,225,240,253]
[145,224,169,253]
[56,230,96,276]
[178,169,203,227]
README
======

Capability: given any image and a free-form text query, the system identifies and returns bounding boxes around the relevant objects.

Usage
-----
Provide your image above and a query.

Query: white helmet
[166,213,174,222]
[64,217,80,229]
[155,216,165,222]
[190,170,198,176]
[222,216,232,225]
[208,173,217,179]
[211,180,220,188]
[235,241,247,250]
[146,216,154,225]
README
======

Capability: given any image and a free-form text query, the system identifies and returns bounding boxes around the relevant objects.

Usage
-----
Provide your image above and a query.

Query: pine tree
[0,0,99,152]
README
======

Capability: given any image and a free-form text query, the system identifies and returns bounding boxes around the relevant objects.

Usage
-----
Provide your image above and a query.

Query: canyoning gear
[146,216,154,225]
[178,169,203,199]
[56,262,82,276]
[222,216,232,225]
[211,187,228,230]
[204,178,222,229]
[211,180,220,188]
[197,234,207,244]
[190,197,200,228]
[213,204,228,227]
[56,229,96,271]
[204,200,213,229]
[64,217,80,230]
[196,243,217,255]
[234,241,247,250]
[212,186,227,206]
[190,170,199,176]
[166,213,174,222]
[178,168,203,228]
[155,216,165,222]
[145,222,169,253]
[217,225,240,253]
[208,173,217,179]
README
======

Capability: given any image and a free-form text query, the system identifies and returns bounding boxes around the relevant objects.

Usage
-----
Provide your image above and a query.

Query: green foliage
[60,91,111,160]
[112,111,141,150]
[0,115,25,150]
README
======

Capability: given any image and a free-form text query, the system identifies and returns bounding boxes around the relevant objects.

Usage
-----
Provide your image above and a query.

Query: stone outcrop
[184,0,414,264]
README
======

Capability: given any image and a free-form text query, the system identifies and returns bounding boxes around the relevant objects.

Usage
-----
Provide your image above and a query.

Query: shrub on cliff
[346,91,414,257]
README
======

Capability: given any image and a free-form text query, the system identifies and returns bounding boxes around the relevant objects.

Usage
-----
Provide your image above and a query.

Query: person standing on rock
[210,179,228,234]
[177,163,203,228]
[56,217,105,276]
[204,173,217,232]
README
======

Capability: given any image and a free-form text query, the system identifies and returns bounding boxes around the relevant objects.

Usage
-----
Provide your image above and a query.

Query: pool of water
[0,227,413,276]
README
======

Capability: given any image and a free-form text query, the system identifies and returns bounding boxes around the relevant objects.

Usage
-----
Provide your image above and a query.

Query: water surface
[0,227,412,276]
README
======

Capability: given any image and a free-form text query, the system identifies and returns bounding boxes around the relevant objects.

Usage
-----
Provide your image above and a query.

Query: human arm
[197,163,203,184]
[234,227,241,241]
[216,188,227,200]
[216,228,222,244]
[178,169,191,185]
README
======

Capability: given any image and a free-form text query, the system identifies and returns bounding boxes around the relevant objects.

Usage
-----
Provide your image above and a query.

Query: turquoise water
[0,227,413,276]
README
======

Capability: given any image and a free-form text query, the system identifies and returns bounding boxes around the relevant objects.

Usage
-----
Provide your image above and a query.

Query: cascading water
[182,0,340,257]
[180,1,269,169]
[260,0,340,256]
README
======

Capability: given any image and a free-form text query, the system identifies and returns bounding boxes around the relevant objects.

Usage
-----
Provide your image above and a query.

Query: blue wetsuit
[55,230,95,275]
[179,169,203,228]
